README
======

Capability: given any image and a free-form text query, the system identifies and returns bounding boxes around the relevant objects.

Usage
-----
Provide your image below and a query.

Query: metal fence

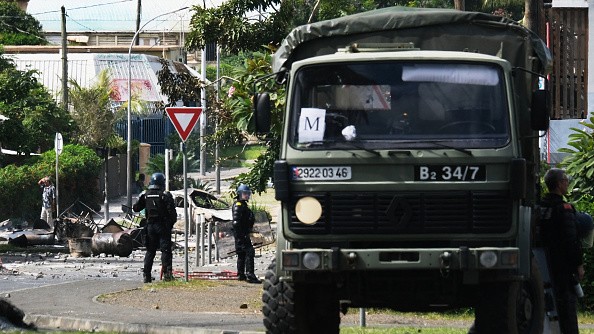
[547,7,589,119]
[115,115,175,168]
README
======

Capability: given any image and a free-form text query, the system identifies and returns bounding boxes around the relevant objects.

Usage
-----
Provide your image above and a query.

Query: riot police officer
[232,184,261,284]
[540,168,584,333]
[133,172,177,283]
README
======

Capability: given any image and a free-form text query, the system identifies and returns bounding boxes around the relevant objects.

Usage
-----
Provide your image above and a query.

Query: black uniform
[540,193,584,334]
[133,188,177,282]
[232,198,258,282]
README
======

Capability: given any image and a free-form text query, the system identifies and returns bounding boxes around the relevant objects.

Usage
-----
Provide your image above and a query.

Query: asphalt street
[0,166,272,333]
[1,243,272,333]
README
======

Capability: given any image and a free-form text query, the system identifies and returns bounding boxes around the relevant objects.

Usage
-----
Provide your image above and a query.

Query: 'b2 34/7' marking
[415,165,486,181]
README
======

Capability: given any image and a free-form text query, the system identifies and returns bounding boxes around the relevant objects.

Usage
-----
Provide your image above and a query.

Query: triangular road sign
[165,107,203,142]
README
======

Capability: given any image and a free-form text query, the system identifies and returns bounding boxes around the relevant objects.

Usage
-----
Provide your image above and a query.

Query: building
[24,0,218,67]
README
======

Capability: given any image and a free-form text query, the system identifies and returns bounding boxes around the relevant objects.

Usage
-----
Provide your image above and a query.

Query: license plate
[292,166,352,181]
[415,165,486,181]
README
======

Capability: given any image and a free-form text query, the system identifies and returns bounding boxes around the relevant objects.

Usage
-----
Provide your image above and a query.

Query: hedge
[0,144,102,221]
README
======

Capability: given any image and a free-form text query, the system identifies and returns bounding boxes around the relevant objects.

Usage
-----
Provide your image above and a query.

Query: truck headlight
[479,251,498,268]
[303,252,321,269]
[295,196,322,225]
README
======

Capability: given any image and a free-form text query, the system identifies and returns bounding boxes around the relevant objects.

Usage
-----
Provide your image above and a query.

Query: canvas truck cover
[273,7,552,75]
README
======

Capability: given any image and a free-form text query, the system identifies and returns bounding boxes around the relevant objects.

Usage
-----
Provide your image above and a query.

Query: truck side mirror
[254,92,271,134]
[531,90,550,131]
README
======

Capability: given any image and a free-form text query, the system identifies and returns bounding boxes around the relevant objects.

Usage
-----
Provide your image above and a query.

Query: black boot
[163,266,174,281]
[237,251,246,280]
[143,273,152,283]
[246,273,261,284]
[244,249,259,283]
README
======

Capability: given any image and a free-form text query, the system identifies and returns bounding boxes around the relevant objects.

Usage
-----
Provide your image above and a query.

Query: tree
[559,118,594,202]
[0,54,72,154]
[0,2,47,45]
[187,0,406,53]
[69,69,124,149]
[69,69,125,208]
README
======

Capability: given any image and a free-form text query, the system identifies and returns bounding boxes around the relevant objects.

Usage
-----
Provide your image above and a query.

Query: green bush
[0,144,102,221]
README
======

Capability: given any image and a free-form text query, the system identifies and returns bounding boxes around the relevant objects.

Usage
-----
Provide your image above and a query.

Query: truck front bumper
[281,247,520,272]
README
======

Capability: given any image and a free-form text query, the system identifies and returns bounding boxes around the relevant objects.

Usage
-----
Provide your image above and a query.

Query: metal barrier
[195,213,220,266]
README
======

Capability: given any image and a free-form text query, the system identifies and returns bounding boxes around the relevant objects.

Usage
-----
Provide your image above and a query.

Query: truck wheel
[262,260,297,334]
[516,260,544,334]
[262,260,340,334]
[474,260,544,334]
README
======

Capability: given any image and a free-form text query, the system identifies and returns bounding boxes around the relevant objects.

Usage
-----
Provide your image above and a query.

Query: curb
[25,314,265,334]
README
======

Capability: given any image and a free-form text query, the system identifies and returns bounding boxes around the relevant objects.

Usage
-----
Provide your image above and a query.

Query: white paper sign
[298,108,326,143]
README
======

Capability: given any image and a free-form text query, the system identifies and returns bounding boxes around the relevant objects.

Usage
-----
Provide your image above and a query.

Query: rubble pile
[0,203,144,258]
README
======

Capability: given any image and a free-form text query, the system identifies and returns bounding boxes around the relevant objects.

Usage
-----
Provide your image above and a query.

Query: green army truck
[254,7,552,334]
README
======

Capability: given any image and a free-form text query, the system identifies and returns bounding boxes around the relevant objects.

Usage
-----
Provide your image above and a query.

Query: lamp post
[126,6,189,208]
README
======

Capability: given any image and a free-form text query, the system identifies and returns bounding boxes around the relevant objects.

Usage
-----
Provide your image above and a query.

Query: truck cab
[258,7,551,334]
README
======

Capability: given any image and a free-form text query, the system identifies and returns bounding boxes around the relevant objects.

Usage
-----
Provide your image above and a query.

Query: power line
[137,15,183,54]
[0,21,48,41]
[32,0,134,15]
[65,14,98,33]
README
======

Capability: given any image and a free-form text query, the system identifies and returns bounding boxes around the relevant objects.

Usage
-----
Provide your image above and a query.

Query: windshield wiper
[297,139,381,156]
[298,140,328,148]
[423,140,473,156]
[339,141,381,157]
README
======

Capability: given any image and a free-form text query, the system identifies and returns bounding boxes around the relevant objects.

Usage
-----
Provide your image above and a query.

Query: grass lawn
[342,329,467,334]
[341,328,594,334]
[218,144,265,167]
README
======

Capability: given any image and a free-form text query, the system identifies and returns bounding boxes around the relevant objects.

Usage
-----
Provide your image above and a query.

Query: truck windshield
[289,61,510,150]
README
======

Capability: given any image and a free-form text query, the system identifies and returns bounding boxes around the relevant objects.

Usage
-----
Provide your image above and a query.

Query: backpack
[145,190,166,220]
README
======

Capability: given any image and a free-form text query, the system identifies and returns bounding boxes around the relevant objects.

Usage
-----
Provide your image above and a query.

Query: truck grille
[289,191,512,235]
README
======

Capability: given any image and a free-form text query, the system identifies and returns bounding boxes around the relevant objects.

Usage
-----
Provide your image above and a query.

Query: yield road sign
[166,107,203,142]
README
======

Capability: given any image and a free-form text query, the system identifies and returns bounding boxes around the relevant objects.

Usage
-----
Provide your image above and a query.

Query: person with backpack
[133,172,177,283]
[232,184,261,284]
[540,168,585,334]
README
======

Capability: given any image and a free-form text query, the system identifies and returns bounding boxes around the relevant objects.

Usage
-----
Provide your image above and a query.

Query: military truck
[254,7,552,334]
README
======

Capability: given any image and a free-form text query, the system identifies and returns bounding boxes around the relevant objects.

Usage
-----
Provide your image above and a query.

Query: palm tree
[68,69,126,221]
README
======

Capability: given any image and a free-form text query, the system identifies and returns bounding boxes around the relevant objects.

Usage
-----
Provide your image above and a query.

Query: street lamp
[126,6,189,208]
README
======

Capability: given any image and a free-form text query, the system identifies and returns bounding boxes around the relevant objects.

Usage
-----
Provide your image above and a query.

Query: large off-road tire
[262,260,340,334]
[473,260,544,334]
[262,260,297,333]
[516,260,545,334]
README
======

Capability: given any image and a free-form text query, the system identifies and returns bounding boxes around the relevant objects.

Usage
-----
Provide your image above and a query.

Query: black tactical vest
[145,190,165,220]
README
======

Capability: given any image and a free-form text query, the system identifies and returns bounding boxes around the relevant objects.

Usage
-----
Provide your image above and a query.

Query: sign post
[54,133,63,219]
[165,107,202,282]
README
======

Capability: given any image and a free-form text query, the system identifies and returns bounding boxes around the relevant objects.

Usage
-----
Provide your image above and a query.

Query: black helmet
[149,172,165,189]
[236,184,251,198]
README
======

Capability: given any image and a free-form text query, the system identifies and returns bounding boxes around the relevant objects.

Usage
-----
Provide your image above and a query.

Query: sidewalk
[8,279,265,334]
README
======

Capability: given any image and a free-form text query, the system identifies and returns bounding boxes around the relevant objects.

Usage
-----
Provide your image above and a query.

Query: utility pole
[524,0,546,39]
[61,6,68,109]
[200,48,206,175]
[135,0,141,46]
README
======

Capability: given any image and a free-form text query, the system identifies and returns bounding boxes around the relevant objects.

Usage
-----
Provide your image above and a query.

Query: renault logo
[385,196,413,228]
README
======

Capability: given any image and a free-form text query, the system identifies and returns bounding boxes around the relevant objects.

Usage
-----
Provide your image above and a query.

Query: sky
[26,0,226,32]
